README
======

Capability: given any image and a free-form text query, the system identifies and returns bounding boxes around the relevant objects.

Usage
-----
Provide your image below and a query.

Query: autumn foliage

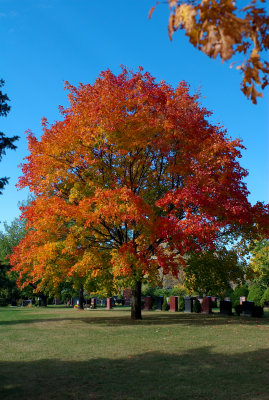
[10,67,268,318]
[150,0,269,104]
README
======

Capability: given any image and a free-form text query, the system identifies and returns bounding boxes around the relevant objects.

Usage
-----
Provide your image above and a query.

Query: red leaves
[10,67,268,294]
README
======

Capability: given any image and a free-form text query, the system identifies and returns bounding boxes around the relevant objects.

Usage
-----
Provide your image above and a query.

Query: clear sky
[0,0,268,228]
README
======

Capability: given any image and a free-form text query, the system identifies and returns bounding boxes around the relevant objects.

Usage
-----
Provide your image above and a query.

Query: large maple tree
[10,68,268,319]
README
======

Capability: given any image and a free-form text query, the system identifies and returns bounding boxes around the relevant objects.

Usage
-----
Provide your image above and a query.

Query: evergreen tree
[0,79,18,194]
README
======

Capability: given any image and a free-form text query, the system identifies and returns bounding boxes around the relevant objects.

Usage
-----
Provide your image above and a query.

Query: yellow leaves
[168,3,197,41]
[174,4,197,33]
[12,66,268,298]
[251,47,260,60]
[70,248,110,278]
[163,1,269,104]
[169,0,177,9]
[69,187,80,203]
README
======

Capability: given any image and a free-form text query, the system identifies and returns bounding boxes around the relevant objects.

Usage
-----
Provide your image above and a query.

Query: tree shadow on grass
[0,311,269,327]
[0,346,268,400]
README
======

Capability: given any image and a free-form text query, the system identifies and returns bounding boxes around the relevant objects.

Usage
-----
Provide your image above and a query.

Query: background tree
[0,79,18,194]
[0,217,27,304]
[249,239,269,286]
[150,0,269,104]
[247,282,264,306]
[10,68,269,319]
[261,287,269,305]
[183,247,246,297]
[0,218,27,263]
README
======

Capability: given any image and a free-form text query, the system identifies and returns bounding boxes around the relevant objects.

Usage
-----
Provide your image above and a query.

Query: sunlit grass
[0,306,268,400]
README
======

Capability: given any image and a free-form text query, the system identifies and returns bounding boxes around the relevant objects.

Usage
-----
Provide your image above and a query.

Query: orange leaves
[164,0,269,103]
[111,242,151,278]
[10,67,269,296]
[170,3,197,41]
[81,187,152,229]
[148,3,158,20]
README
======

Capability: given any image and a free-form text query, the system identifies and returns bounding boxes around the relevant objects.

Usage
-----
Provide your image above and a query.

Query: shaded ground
[0,308,268,400]
[1,348,268,400]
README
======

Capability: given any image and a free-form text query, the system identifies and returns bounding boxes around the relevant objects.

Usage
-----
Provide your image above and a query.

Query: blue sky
[0,0,268,228]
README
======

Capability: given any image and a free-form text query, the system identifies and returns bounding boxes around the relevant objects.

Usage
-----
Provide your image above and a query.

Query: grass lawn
[0,306,268,400]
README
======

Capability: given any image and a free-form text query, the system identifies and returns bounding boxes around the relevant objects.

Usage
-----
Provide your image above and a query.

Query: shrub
[231,285,249,307]
[153,288,170,298]
[247,284,264,306]
[178,296,184,311]
[261,287,269,306]
[162,297,169,311]
[170,285,187,297]
[193,298,201,313]
[141,285,156,297]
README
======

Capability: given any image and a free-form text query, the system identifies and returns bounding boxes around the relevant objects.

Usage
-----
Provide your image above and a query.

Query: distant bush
[193,298,201,313]
[162,297,169,311]
[247,284,264,306]
[170,285,187,297]
[178,296,184,311]
[142,286,171,299]
[141,285,156,297]
[261,288,269,306]
[153,288,170,298]
[231,285,249,307]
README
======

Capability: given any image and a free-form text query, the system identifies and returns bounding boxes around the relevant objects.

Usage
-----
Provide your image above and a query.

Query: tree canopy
[150,0,269,104]
[183,247,246,297]
[0,217,28,304]
[10,67,269,318]
[0,218,27,265]
[249,239,269,286]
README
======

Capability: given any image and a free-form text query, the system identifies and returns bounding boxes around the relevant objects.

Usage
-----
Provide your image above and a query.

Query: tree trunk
[131,280,142,320]
[79,284,84,310]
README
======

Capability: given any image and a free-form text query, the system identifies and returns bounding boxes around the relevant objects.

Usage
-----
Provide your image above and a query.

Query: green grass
[0,306,269,400]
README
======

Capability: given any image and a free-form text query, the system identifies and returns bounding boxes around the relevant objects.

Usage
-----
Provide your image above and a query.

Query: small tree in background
[247,283,265,306]
[184,247,246,297]
[0,217,27,304]
[261,288,269,306]
[249,239,269,286]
